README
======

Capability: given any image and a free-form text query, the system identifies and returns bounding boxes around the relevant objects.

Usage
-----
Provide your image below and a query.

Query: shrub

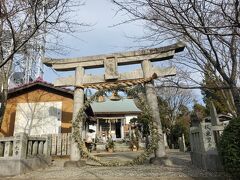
[218,117,240,178]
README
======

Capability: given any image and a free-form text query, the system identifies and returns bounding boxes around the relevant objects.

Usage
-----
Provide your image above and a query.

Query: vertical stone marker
[13,133,28,159]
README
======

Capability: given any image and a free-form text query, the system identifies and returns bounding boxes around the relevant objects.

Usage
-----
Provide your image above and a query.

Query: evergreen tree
[201,64,235,115]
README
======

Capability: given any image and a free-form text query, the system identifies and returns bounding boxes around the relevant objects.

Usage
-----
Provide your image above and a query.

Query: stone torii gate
[43,42,185,162]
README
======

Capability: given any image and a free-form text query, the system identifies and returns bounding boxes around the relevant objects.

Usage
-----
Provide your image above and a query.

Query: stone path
[5,150,226,180]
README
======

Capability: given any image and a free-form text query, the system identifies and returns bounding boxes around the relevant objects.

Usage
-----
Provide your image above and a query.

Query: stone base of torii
[43,42,185,164]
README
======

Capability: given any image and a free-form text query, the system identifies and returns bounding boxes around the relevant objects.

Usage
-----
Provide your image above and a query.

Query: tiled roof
[8,77,73,95]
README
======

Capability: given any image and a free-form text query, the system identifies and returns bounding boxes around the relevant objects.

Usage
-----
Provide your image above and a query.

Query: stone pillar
[179,134,186,152]
[163,133,169,148]
[0,142,4,157]
[209,101,221,144]
[13,133,28,159]
[121,119,124,139]
[142,60,166,158]
[209,101,220,126]
[97,119,99,137]
[70,66,84,161]
[32,141,38,156]
[38,141,44,154]
[4,141,13,157]
[43,135,51,156]
[28,141,33,156]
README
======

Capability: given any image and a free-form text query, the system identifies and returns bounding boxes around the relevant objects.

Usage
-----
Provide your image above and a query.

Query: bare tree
[0,0,85,125]
[112,0,240,116]
[156,86,193,125]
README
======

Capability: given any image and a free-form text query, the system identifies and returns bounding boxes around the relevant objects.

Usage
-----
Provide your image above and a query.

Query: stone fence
[0,133,51,176]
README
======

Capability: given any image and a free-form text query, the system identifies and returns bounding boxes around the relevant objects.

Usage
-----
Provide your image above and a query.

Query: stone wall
[0,133,51,176]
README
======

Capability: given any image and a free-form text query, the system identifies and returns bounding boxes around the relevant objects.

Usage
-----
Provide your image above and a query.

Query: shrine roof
[91,98,141,115]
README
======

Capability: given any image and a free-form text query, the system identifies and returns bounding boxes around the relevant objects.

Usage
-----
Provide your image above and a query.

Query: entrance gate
[43,42,185,161]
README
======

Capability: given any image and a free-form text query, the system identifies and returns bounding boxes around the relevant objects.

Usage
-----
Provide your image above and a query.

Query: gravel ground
[5,150,226,180]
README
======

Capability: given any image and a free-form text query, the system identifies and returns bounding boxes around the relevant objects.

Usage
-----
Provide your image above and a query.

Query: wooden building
[0,79,93,137]
[0,78,141,143]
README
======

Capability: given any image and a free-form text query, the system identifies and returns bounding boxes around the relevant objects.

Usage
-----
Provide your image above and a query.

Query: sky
[44,0,146,81]
[43,0,176,81]
[43,0,203,104]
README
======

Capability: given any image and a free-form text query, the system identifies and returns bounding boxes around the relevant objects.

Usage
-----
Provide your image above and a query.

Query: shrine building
[90,98,141,141]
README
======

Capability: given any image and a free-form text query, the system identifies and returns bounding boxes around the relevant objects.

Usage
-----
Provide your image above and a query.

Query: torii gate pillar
[71,66,84,161]
[142,60,166,157]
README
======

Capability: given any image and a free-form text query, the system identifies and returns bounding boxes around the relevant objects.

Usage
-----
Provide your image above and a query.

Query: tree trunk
[0,59,12,127]
[0,79,8,126]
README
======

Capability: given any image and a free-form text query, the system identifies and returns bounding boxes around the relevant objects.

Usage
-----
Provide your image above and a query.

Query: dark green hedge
[218,117,240,178]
